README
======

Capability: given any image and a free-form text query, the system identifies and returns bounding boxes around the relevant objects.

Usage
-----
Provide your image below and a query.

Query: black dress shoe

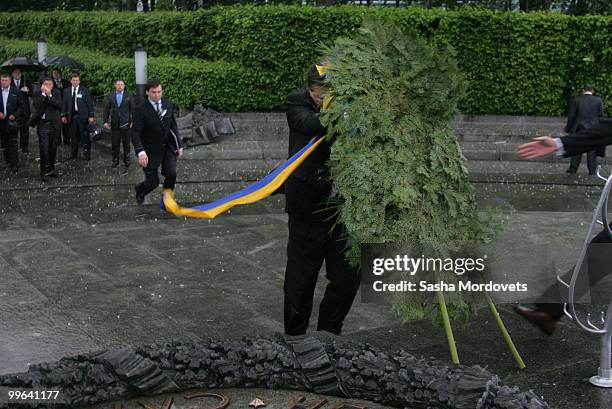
[112,161,119,168]
[124,162,130,168]
[10,166,18,174]
[135,188,145,205]
[40,175,48,182]
[69,153,77,160]
[513,305,557,335]
[46,170,60,178]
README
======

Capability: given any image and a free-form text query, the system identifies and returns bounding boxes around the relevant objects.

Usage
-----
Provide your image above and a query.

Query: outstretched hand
[517,136,558,159]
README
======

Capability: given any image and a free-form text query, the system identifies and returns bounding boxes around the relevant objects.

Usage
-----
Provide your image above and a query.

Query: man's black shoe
[69,153,77,160]
[124,162,130,168]
[135,188,145,205]
[40,175,49,182]
[112,161,119,168]
[513,305,557,336]
[10,166,18,174]
[46,170,60,178]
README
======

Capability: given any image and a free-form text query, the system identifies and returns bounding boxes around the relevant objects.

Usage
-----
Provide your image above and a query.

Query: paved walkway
[0,136,611,409]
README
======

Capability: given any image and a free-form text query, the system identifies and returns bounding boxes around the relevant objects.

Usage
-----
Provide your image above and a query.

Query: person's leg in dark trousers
[49,124,58,172]
[317,223,361,335]
[79,118,91,160]
[62,122,70,145]
[69,113,81,158]
[536,225,612,320]
[587,150,598,175]
[122,129,131,167]
[0,122,8,164]
[284,216,326,335]
[568,154,582,174]
[111,128,121,166]
[136,164,160,199]
[4,124,19,171]
[18,123,29,153]
[161,147,177,189]
[37,122,52,177]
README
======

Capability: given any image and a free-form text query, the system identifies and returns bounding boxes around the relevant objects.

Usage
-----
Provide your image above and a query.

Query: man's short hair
[70,72,80,79]
[42,77,53,84]
[146,79,161,91]
[0,73,10,79]
[52,68,61,72]
[306,64,326,89]
[583,84,594,92]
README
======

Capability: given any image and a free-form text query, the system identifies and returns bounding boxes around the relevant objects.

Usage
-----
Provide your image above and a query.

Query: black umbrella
[43,55,84,69]
[1,57,46,72]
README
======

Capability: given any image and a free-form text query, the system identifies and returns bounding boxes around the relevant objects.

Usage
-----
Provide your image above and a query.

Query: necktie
[72,88,77,112]
[116,92,122,107]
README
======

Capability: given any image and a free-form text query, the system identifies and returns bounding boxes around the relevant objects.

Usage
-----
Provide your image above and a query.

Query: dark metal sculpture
[0,335,548,409]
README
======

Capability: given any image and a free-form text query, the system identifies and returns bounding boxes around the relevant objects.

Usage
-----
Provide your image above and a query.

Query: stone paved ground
[0,137,611,409]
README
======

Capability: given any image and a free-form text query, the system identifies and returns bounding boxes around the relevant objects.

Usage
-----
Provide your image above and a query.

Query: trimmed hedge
[0,38,266,111]
[1,6,611,114]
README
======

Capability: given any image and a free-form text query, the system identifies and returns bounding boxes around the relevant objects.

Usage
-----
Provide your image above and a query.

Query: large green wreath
[320,18,498,324]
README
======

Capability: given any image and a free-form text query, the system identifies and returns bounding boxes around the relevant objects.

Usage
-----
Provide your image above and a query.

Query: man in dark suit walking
[282,64,360,336]
[62,73,94,160]
[0,73,24,173]
[51,68,71,145]
[103,80,135,168]
[131,79,182,204]
[31,78,62,182]
[565,85,604,175]
[517,121,612,334]
[11,69,31,155]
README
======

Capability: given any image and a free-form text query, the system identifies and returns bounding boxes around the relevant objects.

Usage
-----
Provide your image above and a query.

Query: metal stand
[558,166,612,388]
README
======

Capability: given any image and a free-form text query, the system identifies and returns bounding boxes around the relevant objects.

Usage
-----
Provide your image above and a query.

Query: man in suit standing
[282,64,360,336]
[0,73,24,173]
[132,79,183,204]
[565,85,604,175]
[11,69,31,155]
[62,73,94,160]
[31,78,62,182]
[103,80,135,168]
[517,121,612,334]
[51,68,71,145]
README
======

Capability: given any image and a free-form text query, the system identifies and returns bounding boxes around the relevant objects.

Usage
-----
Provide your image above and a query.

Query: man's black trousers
[69,112,90,156]
[136,146,177,198]
[568,150,598,175]
[284,215,360,336]
[37,121,59,176]
[18,122,29,153]
[112,128,131,165]
[536,225,612,320]
[0,121,19,168]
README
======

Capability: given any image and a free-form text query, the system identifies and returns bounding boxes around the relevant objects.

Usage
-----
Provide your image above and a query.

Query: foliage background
[0,6,610,114]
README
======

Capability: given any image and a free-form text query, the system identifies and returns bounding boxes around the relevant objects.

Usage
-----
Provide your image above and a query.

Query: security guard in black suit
[62,73,94,160]
[565,84,604,175]
[11,69,31,154]
[283,64,360,336]
[103,80,136,168]
[30,78,62,181]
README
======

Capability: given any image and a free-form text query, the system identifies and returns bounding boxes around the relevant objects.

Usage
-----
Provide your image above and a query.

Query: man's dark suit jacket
[30,89,62,129]
[103,91,135,129]
[62,86,94,121]
[565,94,604,133]
[565,93,605,157]
[0,85,25,124]
[131,99,181,168]
[11,77,31,123]
[284,87,333,222]
[561,119,612,157]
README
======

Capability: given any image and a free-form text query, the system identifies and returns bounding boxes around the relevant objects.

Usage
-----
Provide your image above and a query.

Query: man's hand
[518,136,558,159]
[103,122,110,129]
[21,86,29,93]
[8,115,15,121]
[88,117,95,124]
[138,152,148,167]
[61,117,67,124]
[177,148,183,158]
[0,113,4,120]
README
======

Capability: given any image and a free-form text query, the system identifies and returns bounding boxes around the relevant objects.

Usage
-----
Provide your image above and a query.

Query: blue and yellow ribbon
[161,135,326,219]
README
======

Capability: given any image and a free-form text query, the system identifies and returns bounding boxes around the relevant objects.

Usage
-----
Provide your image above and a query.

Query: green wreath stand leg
[437,289,460,364]
[485,292,526,369]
